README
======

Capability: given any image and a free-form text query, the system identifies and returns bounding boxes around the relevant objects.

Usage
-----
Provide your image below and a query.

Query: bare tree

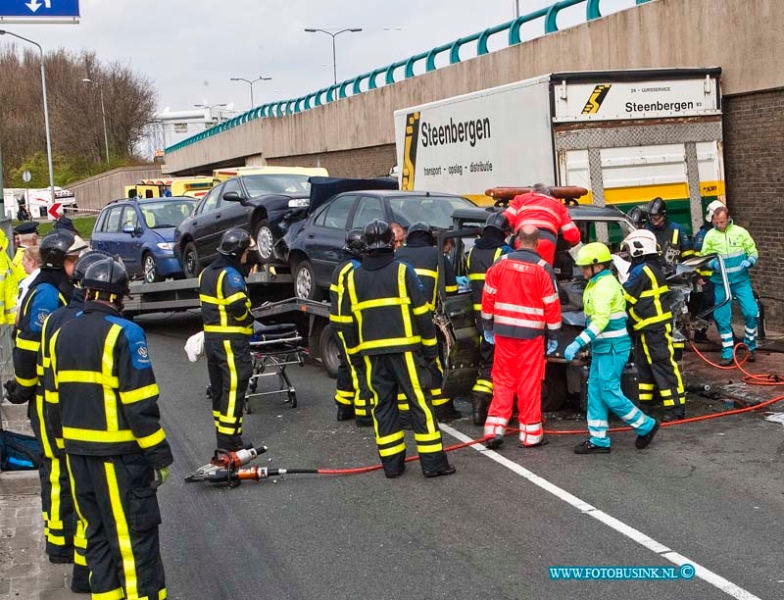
[0,45,157,185]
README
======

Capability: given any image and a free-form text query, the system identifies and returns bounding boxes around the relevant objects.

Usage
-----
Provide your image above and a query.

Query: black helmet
[218,228,255,257]
[344,228,366,257]
[628,206,649,229]
[39,230,75,269]
[82,257,130,298]
[73,250,113,285]
[406,221,434,245]
[362,219,393,250]
[647,197,667,218]
[485,212,510,234]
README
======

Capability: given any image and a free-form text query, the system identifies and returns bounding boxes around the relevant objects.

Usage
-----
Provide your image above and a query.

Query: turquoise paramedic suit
[699,221,758,360]
[571,270,656,447]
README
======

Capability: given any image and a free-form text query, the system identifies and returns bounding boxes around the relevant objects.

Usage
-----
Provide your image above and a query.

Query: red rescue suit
[481,249,561,446]
[504,192,580,265]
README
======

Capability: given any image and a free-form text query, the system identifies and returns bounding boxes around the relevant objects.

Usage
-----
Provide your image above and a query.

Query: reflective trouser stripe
[636,326,685,408]
[104,462,140,599]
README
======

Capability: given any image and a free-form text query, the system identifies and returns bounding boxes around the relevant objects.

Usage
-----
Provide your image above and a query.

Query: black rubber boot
[435,400,463,423]
[336,405,355,421]
[471,394,490,426]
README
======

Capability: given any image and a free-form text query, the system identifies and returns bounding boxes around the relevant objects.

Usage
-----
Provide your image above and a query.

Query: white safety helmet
[705,200,725,223]
[622,229,659,259]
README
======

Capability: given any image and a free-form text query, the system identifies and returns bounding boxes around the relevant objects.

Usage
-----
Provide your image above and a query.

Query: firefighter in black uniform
[646,197,694,269]
[330,229,373,426]
[395,221,460,421]
[5,230,85,564]
[50,257,172,600]
[199,228,255,452]
[342,219,455,479]
[37,250,110,592]
[466,213,513,425]
[621,229,687,422]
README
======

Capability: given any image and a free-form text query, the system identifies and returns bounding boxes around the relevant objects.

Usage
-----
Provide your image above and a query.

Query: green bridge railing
[165,0,652,154]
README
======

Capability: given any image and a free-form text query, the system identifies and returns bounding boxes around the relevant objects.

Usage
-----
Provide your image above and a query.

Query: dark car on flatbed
[173,175,397,278]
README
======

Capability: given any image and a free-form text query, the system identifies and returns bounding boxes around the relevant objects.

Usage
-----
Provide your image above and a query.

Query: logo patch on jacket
[132,340,151,369]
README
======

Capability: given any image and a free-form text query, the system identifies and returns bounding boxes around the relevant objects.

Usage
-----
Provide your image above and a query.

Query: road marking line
[439,425,762,600]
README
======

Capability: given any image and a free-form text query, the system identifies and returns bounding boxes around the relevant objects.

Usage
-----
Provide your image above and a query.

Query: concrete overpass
[163,0,784,325]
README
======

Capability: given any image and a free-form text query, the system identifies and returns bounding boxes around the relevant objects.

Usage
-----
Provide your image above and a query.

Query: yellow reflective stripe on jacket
[15,337,40,352]
[102,325,123,432]
[352,296,410,312]
[56,370,120,388]
[137,428,166,449]
[119,383,160,405]
[204,325,253,334]
[62,427,137,443]
[399,264,414,339]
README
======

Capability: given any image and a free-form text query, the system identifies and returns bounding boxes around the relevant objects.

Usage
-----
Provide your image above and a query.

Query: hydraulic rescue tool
[185,446,268,484]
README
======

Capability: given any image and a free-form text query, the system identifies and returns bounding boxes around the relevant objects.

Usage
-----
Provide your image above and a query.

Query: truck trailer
[394,67,725,235]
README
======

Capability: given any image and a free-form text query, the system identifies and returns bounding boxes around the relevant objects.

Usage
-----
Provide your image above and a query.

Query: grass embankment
[12,217,97,239]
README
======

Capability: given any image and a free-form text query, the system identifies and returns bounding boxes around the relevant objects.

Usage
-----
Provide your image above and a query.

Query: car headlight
[156,242,174,251]
[287,198,309,208]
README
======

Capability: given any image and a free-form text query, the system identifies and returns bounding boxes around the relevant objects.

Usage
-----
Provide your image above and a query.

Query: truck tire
[319,324,340,379]
[182,242,201,279]
[541,363,567,412]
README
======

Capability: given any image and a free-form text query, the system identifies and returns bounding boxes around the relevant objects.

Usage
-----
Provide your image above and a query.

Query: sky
[0,0,639,150]
[0,0,642,110]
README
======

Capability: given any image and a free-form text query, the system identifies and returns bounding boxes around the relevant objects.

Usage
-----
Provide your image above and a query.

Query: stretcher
[245,322,306,412]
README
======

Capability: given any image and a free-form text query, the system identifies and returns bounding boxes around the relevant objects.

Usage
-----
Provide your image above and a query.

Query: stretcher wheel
[288,391,297,408]
[249,379,258,393]
[244,398,253,414]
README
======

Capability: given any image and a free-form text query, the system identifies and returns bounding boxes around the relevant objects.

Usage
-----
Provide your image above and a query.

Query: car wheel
[319,324,340,379]
[541,363,567,412]
[254,220,275,263]
[293,259,323,301]
[182,242,201,279]
[142,252,161,283]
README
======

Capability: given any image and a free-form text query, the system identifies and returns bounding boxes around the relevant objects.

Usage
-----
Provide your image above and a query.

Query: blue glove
[564,341,581,361]
[740,260,752,270]
[456,275,469,288]
[483,330,495,345]
[546,339,558,356]
[708,259,719,271]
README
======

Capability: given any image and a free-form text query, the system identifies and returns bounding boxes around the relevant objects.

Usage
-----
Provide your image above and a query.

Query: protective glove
[456,275,470,288]
[483,330,495,345]
[153,466,170,488]
[740,260,752,270]
[3,380,23,405]
[708,259,719,271]
[546,339,558,356]
[564,341,581,362]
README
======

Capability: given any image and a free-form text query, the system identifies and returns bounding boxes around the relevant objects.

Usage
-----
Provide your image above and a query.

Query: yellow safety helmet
[574,242,612,266]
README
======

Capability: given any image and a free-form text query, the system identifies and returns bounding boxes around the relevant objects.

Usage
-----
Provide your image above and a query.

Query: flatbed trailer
[124,268,293,317]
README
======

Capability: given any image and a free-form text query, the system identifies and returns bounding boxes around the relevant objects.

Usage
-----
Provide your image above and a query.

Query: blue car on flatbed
[91,196,197,282]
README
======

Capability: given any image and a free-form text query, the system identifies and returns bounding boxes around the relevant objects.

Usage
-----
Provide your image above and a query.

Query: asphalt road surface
[142,312,784,600]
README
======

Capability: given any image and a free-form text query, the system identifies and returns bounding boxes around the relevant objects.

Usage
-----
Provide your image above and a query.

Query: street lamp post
[0,29,56,205]
[194,103,228,123]
[229,76,272,109]
[514,0,520,19]
[82,78,110,165]
[304,28,363,86]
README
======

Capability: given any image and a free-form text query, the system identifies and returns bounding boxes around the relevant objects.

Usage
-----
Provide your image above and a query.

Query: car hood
[149,227,177,243]
[308,176,398,214]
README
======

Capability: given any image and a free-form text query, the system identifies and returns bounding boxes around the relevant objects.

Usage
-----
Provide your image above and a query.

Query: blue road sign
[0,0,80,18]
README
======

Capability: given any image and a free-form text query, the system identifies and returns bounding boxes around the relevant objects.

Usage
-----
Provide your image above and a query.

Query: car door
[304,194,358,286]
[91,205,126,258]
[436,228,483,399]
[221,178,251,231]
[192,184,223,260]
[117,205,144,276]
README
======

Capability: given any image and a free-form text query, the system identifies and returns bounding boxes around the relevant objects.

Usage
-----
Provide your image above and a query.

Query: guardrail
[165,0,652,154]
